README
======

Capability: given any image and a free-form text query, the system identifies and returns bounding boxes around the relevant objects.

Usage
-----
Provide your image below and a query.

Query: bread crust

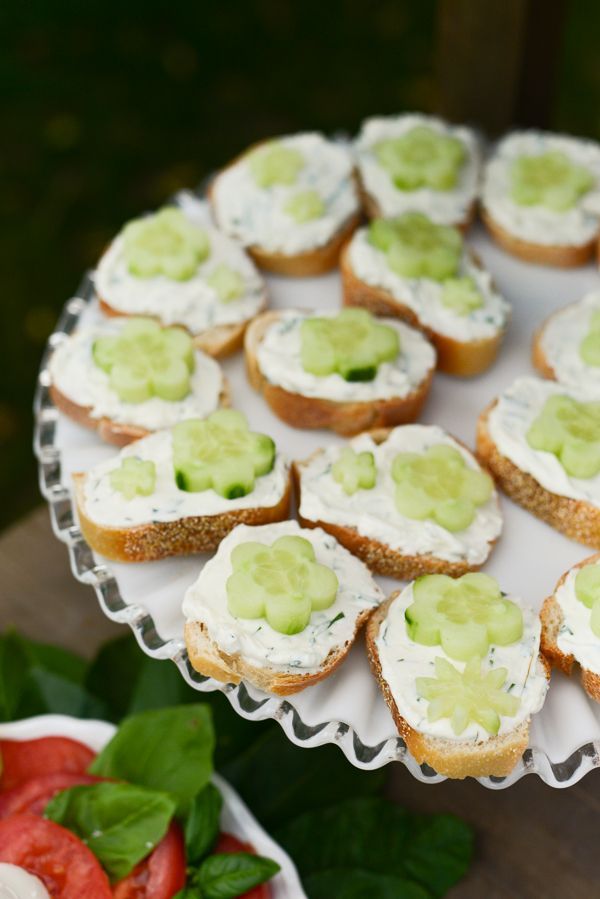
[244,310,434,437]
[293,428,499,579]
[476,401,600,547]
[73,471,292,563]
[340,244,505,377]
[481,207,596,268]
[540,555,600,703]
[366,593,547,779]
[184,604,376,696]
[50,379,231,448]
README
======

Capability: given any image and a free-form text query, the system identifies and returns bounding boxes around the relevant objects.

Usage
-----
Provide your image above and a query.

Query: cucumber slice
[412,574,455,605]
[226,570,266,619]
[123,208,209,280]
[462,469,493,504]
[92,337,120,373]
[404,606,441,646]
[109,457,156,500]
[367,219,398,252]
[109,362,152,404]
[434,498,475,532]
[560,440,600,478]
[284,190,324,223]
[271,535,315,560]
[161,327,195,372]
[127,248,161,278]
[248,143,305,188]
[151,358,191,402]
[304,563,339,611]
[574,563,600,608]
[380,212,462,281]
[394,482,434,520]
[371,324,400,362]
[332,448,376,495]
[441,277,483,316]
[510,150,593,211]
[211,458,255,498]
[230,541,269,570]
[207,264,245,302]
[265,595,312,636]
[301,311,398,381]
[373,126,465,191]
[250,434,276,476]
[174,462,211,493]
[485,601,524,646]
[440,620,489,662]
[161,249,198,281]
[300,323,337,376]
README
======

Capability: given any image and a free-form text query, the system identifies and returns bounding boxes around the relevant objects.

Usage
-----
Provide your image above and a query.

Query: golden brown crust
[184,605,376,696]
[50,379,231,448]
[366,593,541,779]
[340,244,505,377]
[244,310,434,437]
[73,472,292,562]
[531,324,558,380]
[476,402,600,548]
[481,207,596,267]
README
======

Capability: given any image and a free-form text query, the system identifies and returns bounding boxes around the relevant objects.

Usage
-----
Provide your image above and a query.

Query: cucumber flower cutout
[373,125,466,191]
[248,142,305,188]
[110,457,156,500]
[300,308,399,382]
[574,564,600,638]
[172,409,275,499]
[416,656,521,736]
[368,212,462,281]
[579,311,600,367]
[510,150,594,212]
[526,394,600,479]
[440,277,483,316]
[206,264,245,302]
[332,447,376,495]
[392,444,493,532]
[93,318,195,404]
[405,573,523,662]
[226,535,339,635]
[122,208,210,280]
[284,190,325,223]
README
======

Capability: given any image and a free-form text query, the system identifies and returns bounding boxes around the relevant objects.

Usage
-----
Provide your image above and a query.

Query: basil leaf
[45,782,175,881]
[89,705,214,814]
[193,852,280,899]
[304,869,429,899]
[185,782,223,865]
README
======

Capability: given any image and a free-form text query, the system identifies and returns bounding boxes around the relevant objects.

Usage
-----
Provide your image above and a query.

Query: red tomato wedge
[0,772,101,819]
[0,812,112,898]
[214,833,273,899]
[0,737,96,791]
[112,822,186,899]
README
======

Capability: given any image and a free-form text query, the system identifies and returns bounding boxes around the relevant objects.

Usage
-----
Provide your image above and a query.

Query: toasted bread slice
[245,310,435,436]
[366,593,549,779]
[294,426,501,580]
[481,208,595,268]
[340,243,507,377]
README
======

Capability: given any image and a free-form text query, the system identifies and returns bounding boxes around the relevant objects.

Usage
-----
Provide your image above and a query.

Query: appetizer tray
[35,193,600,788]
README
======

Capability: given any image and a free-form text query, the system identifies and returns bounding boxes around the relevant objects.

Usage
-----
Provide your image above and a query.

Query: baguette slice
[532,293,600,386]
[366,592,549,779]
[481,207,595,268]
[540,554,600,703]
[340,243,507,377]
[183,521,384,695]
[294,426,501,580]
[245,310,435,436]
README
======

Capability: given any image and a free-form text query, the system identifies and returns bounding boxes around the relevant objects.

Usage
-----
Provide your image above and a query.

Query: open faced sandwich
[245,307,436,436]
[354,113,480,228]
[295,424,502,580]
[73,410,291,561]
[95,206,266,356]
[533,290,600,391]
[481,131,600,266]
[477,376,600,547]
[209,132,361,276]
[366,572,549,778]
[183,519,384,695]
[341,212,510,376]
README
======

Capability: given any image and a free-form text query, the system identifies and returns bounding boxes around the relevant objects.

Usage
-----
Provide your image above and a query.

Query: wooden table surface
[1,506,597,898]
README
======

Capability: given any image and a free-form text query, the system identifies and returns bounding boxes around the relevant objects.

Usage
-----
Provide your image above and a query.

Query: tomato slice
[0,812,112,897]
[112,822,186,899]
[0,738,96,791]
[0,772,101,819]
[213,833,273,899]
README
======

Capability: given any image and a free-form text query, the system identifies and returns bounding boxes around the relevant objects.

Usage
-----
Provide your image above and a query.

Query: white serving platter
[35,193,600,788]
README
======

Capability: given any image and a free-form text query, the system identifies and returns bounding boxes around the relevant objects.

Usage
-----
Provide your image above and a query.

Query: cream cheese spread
[255,310,436,402]
[538,291,600,391]
[554,566,600,675]
[298,425,502,565]
[482,131,600,247]
[348,228,510,341]
[182,520,384,675]
[80,430,289,528]
[354,114,480,224]
[0,864,51,899]
[49,324,224,430]
[487,376,600,505]
[211,132,359,255]
[375,583,548,742]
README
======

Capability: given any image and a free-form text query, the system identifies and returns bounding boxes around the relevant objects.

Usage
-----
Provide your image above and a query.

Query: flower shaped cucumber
[226,535,338,634]
[368,212,462,281]
[574,564,600,638]
[92,318,195,403]
[172,409,275,499]
[332,448,376,495]
[248,141,305,188]
[284,190,324,223]
[416,656,521,736]
[440,277,483,316]
[405,573,523,662]
[392,444,493,532]
[110,457,156,500]
[206,264,245,302]
[122,208,209,280]
[526,395,600,479]
[300,308,399,382]
[510,150,594,211]
[373,125,466,191]
[579,311,600,367]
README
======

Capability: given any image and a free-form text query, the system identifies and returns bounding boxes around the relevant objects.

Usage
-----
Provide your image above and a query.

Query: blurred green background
[1,0,598,529]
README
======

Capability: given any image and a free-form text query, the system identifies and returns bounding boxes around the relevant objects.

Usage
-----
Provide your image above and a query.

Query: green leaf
[89,705,215,814]
[185,782,223,865]
[193,852,280,899]
[304,869,430,899]
[0,632,32,721]
[45,782,175,881]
